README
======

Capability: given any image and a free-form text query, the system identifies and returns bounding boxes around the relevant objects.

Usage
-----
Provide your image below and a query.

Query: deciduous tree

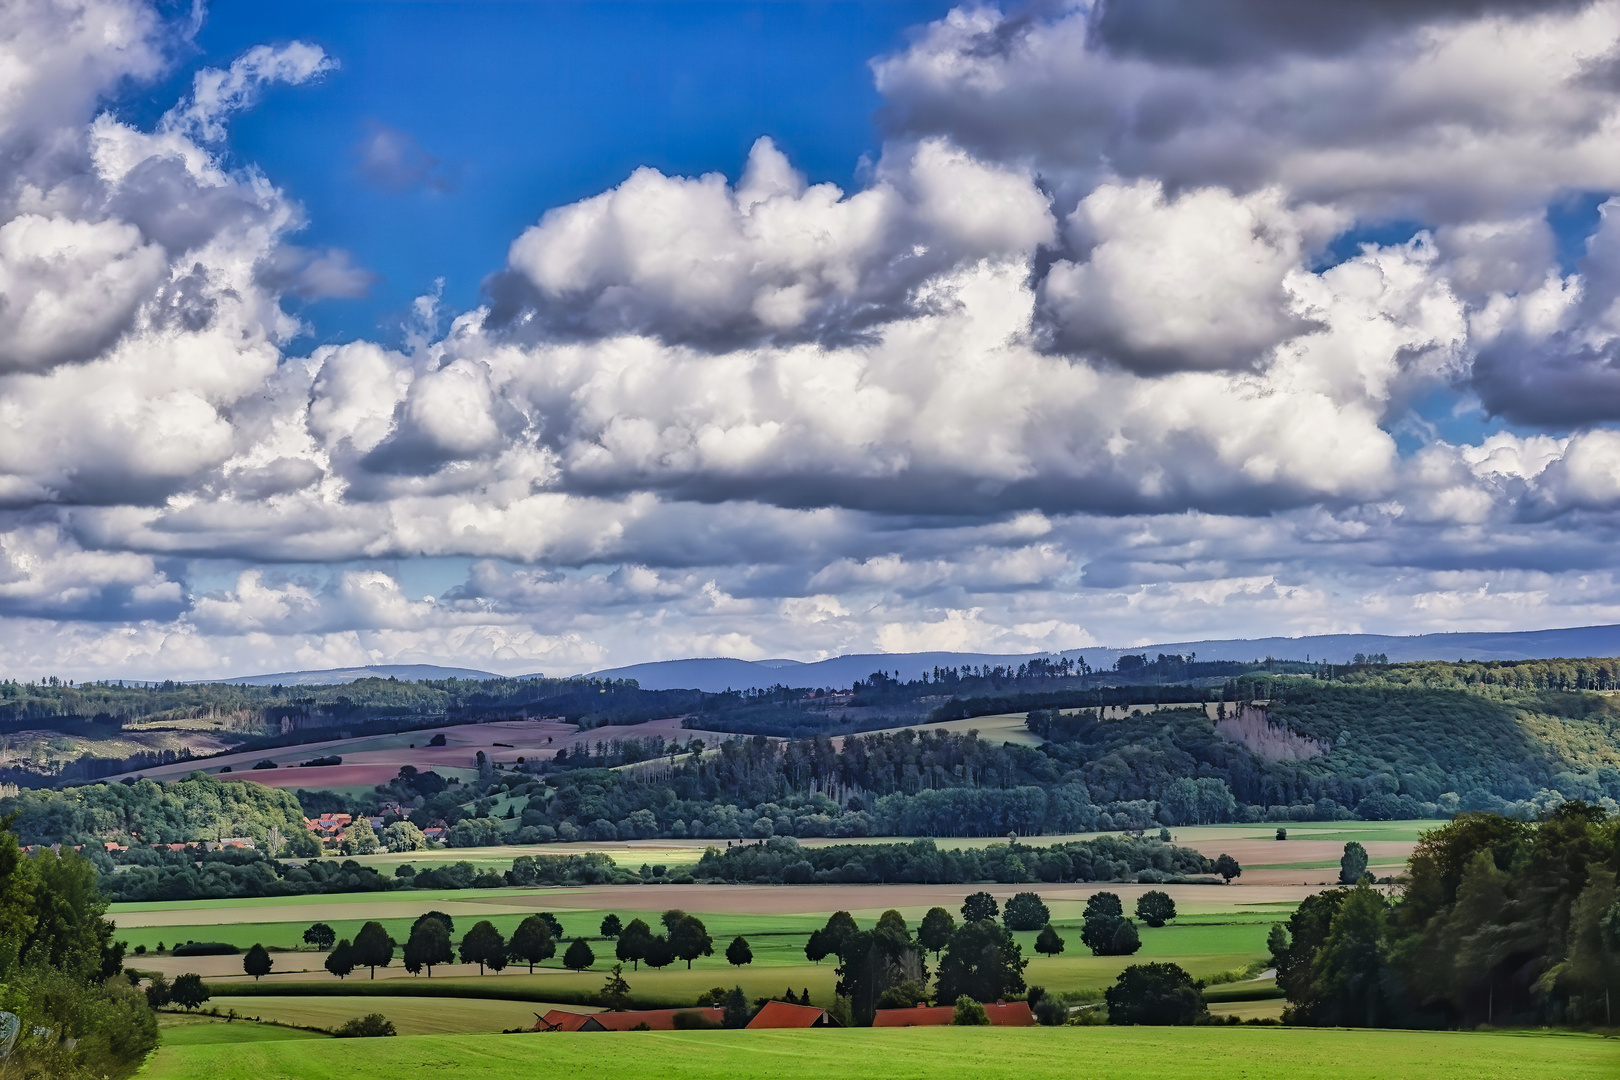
[510,914,557,973]
[243,943,272,981]
[564,937,596,971]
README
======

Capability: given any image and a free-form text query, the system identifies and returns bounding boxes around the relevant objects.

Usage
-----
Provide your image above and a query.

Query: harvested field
[105,716,739,787]
[204,995,592,1035]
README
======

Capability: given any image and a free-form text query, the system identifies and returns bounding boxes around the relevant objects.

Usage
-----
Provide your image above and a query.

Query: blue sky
[125,2,954,346]
[8,0,1620,680]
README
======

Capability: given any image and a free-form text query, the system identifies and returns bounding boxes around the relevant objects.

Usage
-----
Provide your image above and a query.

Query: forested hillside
[5,658,1620,855]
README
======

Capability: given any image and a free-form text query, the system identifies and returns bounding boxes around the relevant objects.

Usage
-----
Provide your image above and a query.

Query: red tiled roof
[746,1001,831,1029]
[534,1010,596,1032]
[871,1001,1035,1027]
[534,1007,723,1032]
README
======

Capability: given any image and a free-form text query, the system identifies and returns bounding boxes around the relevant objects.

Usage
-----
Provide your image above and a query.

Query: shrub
[333,1013,397,1038]
[171,942,240,957]
[672,1010,720,1030]
[952,996,989,1025]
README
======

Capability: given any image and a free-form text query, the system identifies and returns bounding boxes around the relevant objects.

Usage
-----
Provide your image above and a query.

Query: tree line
[1271,803,1619,1028]
[0,820,155,1078]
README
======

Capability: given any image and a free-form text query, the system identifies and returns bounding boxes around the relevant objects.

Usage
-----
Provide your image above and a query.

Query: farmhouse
[745,1001,834,1028]
[533,1008,725,1031]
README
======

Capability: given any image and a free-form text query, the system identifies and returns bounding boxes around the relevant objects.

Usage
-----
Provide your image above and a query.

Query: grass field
[156,1015,328,1045]
[141,1026,1618,1080]
[122,893,1284,1004]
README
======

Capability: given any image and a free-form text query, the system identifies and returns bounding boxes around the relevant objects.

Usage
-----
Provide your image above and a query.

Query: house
[103,841,127,853]
[216,837,256,849]
[533,1010,597,1032]
[746,1001,834,1028]
[421,826,447,841]
[871,1001,1035,1027]
[533,1007,724,1032]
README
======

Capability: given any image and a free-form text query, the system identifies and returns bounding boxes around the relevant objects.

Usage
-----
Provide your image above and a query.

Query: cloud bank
[7,0,1620,679]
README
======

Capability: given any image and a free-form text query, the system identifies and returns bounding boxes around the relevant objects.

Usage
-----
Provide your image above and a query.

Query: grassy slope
[141,1027,1617,1080]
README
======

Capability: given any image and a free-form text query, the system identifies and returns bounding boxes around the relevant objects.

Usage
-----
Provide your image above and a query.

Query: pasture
[119,879,1291,1012]
[326,817,1427,885]
[141,1026,1617,1080]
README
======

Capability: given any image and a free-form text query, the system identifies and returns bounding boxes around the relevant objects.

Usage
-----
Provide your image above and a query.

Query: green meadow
[140,1026,1617,1080]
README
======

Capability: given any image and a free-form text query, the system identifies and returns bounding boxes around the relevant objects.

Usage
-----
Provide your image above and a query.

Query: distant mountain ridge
[214,623,1620,691]
[581,623,1620,692]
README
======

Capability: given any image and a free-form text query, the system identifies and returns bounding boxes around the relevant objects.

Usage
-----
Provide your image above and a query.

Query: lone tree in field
[353,921,395,979]
[1214,854,1242,883]
[460,921,507,975]
[325,939,356,979]
[919,907,955,959]
[617,918,652,969]
[404,916,453,976]
[671,914,713,969]
[1104,963,1207,1026]
[243,943,273,981]
[1135,891,1177,928]
[726,935,753,967]
[303,922,336,951]
[600,963,632,1011]
[510,914,557,973]
[564,938,596,972]
[1035,924,1065,956]
[600,913,623,938]
[961,891,999,924]
[1339,841,1370,884]
[171,973,210,1011]
[538,912,566,939]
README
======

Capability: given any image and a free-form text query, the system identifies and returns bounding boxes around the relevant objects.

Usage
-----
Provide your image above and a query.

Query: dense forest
[8,660,1620,853]
[4,657,1619,858]
[1273,803,1618,1027]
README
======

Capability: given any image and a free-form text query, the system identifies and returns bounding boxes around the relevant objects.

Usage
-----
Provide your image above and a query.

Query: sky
[8,0,1620,680]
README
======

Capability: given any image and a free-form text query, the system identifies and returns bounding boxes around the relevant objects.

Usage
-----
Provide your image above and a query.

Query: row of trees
[307,909,728,978]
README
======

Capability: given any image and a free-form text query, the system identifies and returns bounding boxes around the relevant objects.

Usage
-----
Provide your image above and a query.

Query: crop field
[141,1026,1617,1080]
[108,716,739,788]
[322,819,1427,884]
[200,995,586,1035]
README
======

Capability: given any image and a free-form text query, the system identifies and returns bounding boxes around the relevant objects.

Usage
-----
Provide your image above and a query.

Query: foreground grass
[141,1026,1616,1080]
